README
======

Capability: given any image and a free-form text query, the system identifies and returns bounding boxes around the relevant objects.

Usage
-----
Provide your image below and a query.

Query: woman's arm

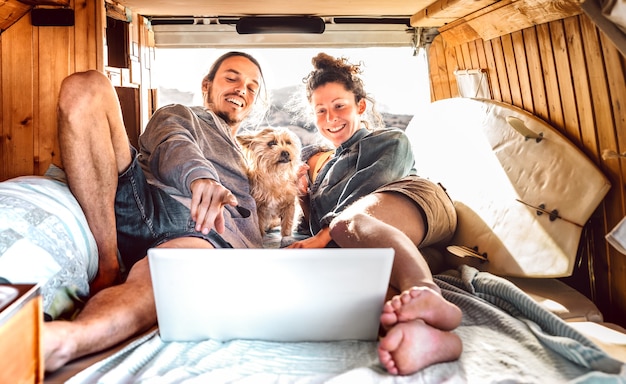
[288,227,332,248]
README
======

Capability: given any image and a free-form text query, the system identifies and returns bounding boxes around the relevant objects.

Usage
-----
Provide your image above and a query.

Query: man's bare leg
[57,70,132,293]
[329,193,462,375]
[43,237,213,372]
[43,257,155,372]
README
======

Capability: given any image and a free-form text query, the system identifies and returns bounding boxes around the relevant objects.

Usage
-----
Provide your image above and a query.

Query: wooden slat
[428,36,449,100]
[550,20,579,137]
[32,15,39,175]
[438,0,582,46]
[445,42,460,97]
[501,34,523,107]
[468,41,481,69]
[565,17,596,157]
[411,0,499,27]
[491,37,513,104]
[73,0,104,72]
[511,30,534,112]
[458,44,471,69]
[439,22,482,47]
[37,26,71,174]
[483,39,502,101]
[536,23,565,130]
[0,0,30,31]
[1,15,34,179]
[522,27,549,122]
[581,15,616,163]
[471,0,583,41]
[73,0,86,72]
[474,39,495,98]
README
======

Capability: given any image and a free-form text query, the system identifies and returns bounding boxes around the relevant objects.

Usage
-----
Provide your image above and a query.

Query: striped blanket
[0,166,97,319]
[66,265,626,383]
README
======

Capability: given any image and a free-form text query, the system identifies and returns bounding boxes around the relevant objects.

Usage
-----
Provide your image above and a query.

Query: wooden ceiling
[111,0,586,35]
[1,0,585,48]
[114,0,434,18]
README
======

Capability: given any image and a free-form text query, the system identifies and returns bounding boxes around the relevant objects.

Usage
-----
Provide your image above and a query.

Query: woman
[289,53,463,376]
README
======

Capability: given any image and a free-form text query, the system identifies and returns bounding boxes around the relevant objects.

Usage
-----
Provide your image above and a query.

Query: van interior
[1,0,626,382]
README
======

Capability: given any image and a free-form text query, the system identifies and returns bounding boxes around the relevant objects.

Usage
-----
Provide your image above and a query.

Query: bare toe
[395,287,462,331]
[380,301,399,330]
[378,319,462,376]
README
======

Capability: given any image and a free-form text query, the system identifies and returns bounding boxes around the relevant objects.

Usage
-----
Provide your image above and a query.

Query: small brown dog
[236,127,303,237]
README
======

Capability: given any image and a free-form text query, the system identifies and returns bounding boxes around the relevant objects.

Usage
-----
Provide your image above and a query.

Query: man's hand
[190,178,238,234]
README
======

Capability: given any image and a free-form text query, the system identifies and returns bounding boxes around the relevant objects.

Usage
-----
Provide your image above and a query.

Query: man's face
[204,55,262,128]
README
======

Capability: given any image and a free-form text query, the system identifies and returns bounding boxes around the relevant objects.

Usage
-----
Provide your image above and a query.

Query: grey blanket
[67,265,626,383]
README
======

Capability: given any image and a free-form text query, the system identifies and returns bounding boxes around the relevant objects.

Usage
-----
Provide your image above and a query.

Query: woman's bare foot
[378,319,462,375]
[381,286,462,331]
[378,286,463,375]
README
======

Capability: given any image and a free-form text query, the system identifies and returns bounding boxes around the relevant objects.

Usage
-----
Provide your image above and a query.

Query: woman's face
[310,82,366,147]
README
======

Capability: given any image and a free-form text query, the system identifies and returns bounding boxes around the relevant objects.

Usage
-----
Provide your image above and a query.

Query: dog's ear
[235,134,253,148]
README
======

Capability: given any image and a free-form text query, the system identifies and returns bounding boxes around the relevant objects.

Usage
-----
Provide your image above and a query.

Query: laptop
[148,247,394,342]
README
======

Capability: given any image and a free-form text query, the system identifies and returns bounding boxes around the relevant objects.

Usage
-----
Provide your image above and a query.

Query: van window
[153,47,428,143]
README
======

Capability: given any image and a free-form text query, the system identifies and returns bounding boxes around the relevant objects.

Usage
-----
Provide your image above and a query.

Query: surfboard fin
[447,245,488,262]
[507,116,544,143]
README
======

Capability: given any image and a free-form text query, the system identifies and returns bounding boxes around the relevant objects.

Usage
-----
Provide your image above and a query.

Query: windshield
[153,46,429,145]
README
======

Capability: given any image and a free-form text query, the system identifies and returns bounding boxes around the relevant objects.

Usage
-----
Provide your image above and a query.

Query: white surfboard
[406,98,610,277]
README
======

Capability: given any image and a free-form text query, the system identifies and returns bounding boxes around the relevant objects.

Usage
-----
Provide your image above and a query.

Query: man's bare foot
[380,286,462,331]
[43,321,78,372]
[378,319,462,375]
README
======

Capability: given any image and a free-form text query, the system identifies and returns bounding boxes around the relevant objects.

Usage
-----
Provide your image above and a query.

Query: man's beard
[215,110,242,127]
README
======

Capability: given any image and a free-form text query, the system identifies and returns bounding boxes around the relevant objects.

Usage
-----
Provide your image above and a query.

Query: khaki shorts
[375,175,457,247]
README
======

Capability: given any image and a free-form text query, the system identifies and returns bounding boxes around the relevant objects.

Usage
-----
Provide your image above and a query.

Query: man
[43,52,267,371]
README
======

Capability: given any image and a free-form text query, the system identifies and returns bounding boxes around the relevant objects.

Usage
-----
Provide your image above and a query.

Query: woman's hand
[288,227,332,248]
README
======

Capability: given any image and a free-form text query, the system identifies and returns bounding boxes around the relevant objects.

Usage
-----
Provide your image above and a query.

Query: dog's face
[236,127,302,174]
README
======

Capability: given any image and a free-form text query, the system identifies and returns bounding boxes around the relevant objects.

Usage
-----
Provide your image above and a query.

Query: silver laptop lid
[148,247,394,342]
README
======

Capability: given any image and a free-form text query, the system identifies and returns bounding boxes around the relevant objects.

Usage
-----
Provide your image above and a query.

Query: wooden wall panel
[550,21,579,139]
[523,28,549,120]
[429,14,626,327]
[511,30,533,112]
[0,32,2,179]
[36,27,71,175]
[1,16,35,179]
[0,0,103,180]
[566,18,597,157]
[491,38,513,104]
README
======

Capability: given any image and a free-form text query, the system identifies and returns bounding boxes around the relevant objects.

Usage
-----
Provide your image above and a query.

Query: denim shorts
[115,147,232,270]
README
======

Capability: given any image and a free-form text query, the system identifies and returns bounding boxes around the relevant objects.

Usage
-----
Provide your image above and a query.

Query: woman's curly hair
[302,52,384,130]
